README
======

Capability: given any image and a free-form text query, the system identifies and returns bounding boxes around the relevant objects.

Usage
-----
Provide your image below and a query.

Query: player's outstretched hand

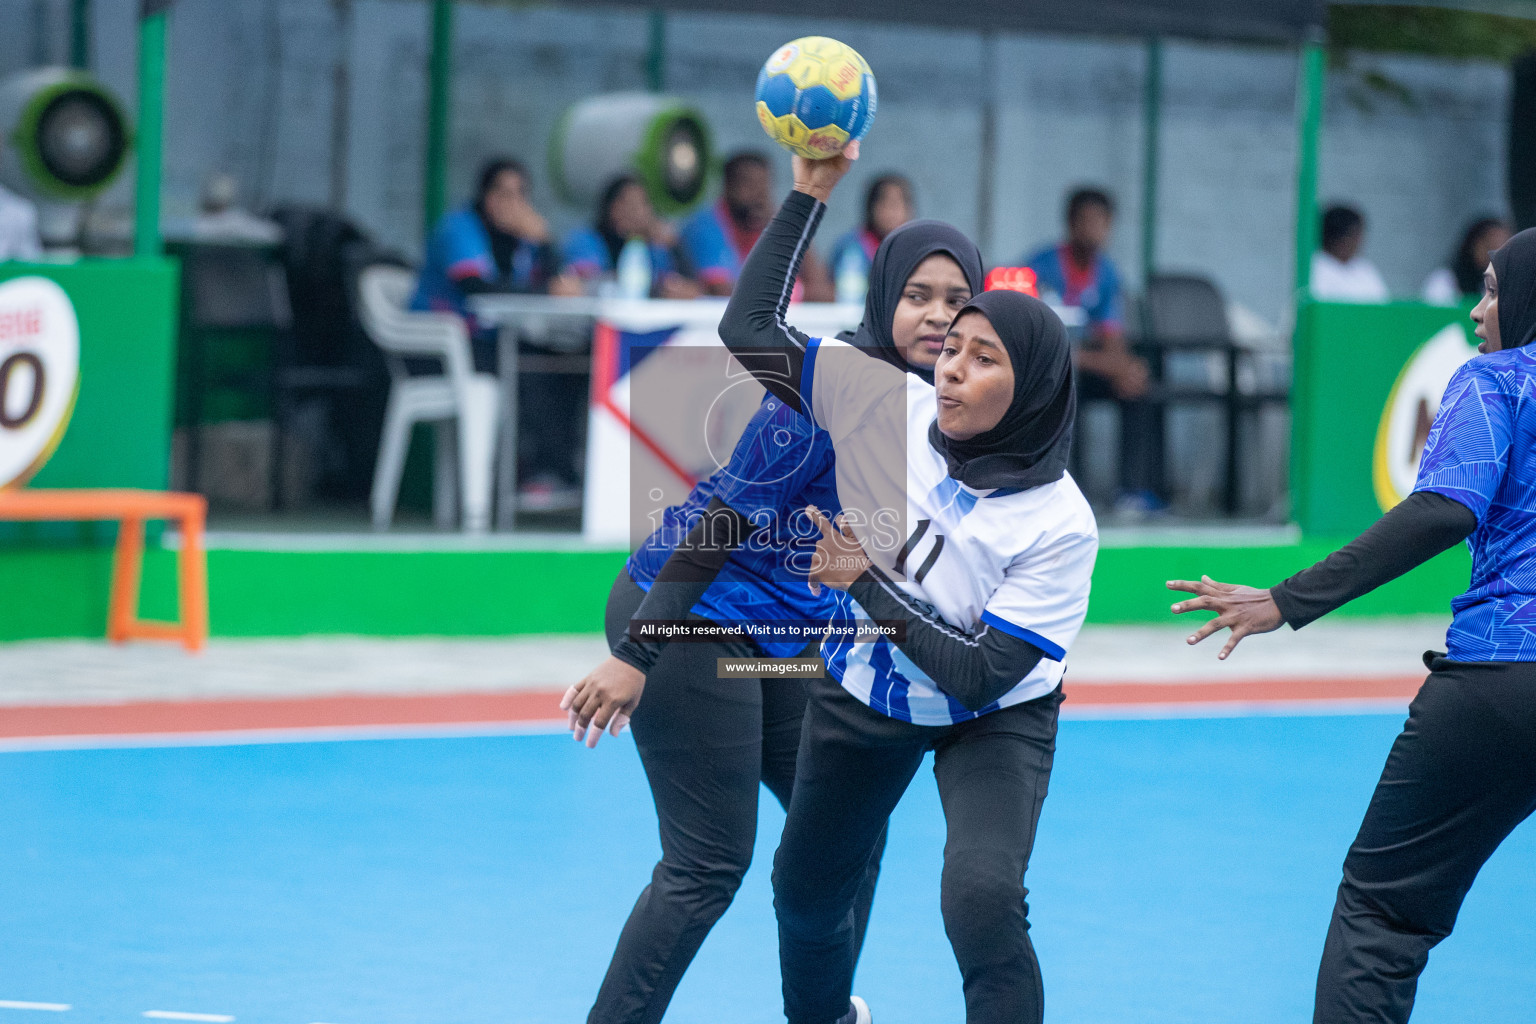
[806,506,870,596]
[1167,575,1284,660]
[792,141,860,205]
[560,656,644,749]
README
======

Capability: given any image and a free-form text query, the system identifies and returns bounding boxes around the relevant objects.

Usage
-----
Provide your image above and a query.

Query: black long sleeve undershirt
[717,190,825,413]
[1270,490,1477,630]
[610,497,756,673]
[848,566,1047,714]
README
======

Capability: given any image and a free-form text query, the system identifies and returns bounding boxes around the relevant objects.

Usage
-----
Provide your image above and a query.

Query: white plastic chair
[358,265,500,532]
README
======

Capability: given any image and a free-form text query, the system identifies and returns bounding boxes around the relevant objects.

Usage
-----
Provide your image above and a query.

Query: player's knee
[772,852,846,935]
[940,850,1028,949]
[1335,870,1455,941]
[656,847,752,908]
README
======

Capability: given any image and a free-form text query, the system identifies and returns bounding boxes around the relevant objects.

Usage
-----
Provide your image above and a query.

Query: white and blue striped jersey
[802,336,1099,726]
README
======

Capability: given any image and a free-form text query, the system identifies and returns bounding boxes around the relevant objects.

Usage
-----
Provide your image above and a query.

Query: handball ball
[755,37,877,160]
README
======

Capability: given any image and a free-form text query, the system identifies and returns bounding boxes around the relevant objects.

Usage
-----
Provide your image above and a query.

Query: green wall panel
[0,541,1467,643]
[1291,300,1474,536]
[3,258,180,491]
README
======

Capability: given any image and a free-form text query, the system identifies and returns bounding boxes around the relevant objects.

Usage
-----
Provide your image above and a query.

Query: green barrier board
[2,259,179,491]
[1291,300,1478,536]
[0,541,1467,642]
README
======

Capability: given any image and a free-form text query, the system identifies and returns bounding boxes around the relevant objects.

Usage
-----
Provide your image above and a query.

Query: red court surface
[0,675,1425,746]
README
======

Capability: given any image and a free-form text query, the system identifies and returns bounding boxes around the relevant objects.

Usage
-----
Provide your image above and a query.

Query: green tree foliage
[1330,4,1536,63]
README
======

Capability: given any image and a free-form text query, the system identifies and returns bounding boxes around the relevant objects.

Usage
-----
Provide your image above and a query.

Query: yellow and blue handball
[755,37,876,160]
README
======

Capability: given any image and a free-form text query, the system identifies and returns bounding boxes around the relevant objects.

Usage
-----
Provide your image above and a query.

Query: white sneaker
[849,996,872,1024]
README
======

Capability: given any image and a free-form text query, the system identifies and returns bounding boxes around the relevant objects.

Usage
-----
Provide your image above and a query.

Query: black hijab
[840,219,984,385]
[1490,227,1536,349]
[926,290,1076,491]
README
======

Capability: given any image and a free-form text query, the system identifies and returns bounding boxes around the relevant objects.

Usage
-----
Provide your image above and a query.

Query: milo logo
[0,276,80,488]
[1372,322,1478,511]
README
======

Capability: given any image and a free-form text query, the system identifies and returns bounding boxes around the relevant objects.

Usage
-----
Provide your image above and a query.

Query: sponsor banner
[1292,301,1477,535]
[0,276,79,489]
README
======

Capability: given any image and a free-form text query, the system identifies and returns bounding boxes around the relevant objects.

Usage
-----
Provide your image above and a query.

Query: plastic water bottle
[616,238,653,300]
[835,246,868,305]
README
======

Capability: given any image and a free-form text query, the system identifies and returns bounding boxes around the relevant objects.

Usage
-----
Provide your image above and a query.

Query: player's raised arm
[717,147,859,413]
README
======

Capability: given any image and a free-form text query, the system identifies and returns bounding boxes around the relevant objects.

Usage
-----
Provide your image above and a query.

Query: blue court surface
[2,714,1533,1024]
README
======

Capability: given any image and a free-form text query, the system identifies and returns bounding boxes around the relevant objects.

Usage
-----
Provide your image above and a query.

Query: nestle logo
[0,307,42,342]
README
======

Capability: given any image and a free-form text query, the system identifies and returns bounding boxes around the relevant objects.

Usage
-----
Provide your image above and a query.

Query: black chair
[1137,273,1290,514]
[271,207,396,506]
[175,240,368,510]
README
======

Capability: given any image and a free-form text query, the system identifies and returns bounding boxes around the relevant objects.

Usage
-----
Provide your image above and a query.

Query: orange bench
[0,488,208,651]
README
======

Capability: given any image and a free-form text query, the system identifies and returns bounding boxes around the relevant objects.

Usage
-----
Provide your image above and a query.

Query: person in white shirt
[1311,204,1390,303]
[1421,216,1510,306]
[0,182,42,261]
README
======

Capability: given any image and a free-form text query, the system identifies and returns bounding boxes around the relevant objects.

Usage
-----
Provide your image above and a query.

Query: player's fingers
[1166,579,1203,595]
[1185,615,1231,646]
[844,140,861,160]
[1218,625,1250,661]
[609,712,630,737]
[807,506,835,540]
[1170,594,1220,615]
[558,684,579,711]
[586,703,616,749]
[569,685,600,727]
[1202,574,1237,593]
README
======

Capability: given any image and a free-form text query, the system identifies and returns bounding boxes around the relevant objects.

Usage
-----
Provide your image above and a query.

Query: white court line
[0,719,570,753]
[142,1012,234,1022]
[1062,698,1409,720]
[0,1002,70,1012]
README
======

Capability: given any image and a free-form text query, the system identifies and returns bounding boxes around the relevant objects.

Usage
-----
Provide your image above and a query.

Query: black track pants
[1314,655,1536,1024]
[587,572,884,1024]
[774,675,1062,1024]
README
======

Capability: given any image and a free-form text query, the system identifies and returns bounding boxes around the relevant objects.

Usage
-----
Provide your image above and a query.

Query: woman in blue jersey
[572,148,1097,1024]
[1171,227,1536,1024]
[562,214,984,1024]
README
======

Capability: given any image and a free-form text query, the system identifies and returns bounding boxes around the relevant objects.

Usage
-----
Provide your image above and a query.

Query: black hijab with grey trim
[838,218,984,385]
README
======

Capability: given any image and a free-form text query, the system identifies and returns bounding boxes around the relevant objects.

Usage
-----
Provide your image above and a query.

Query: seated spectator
[562,175,701,299]
[1025,187,1162,513]
[413,157,584,513]
[828,173,914,302]
[677,150,834,300]
[414,157,579,357]
[1422,216,1511,306]
[1311,204,1389,302]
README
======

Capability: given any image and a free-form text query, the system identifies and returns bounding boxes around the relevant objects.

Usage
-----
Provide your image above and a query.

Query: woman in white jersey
[726,153,1096,1024]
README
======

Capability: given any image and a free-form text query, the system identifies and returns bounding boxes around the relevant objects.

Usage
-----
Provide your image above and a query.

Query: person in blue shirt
[677,150,835,300]
[562,216,984,1024]
[1170,227,1536,1024]
[1025,187,1163,510]
[412,158,578,358]
[561,174,701,299]
[827,174,914,302]
[412,158,584,508]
